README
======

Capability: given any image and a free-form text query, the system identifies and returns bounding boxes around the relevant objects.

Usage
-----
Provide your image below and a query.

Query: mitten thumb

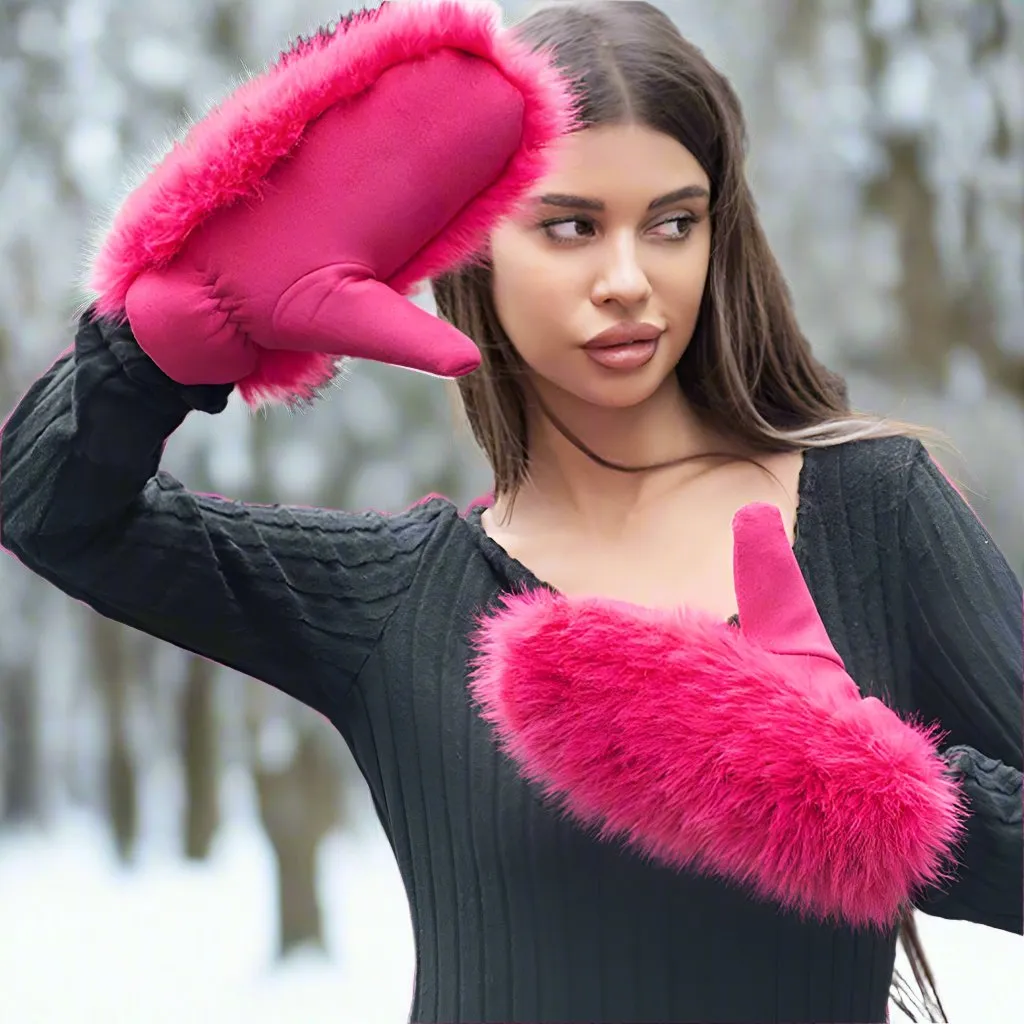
[272,268,481,377]
[732,502,848,675]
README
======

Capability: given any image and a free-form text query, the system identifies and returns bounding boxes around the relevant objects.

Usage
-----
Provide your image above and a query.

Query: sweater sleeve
[899,442,1023,933]
[0,312,440,720]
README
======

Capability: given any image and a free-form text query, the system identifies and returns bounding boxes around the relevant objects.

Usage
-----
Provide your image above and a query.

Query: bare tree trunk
[253,728,342,955]
[91,614,138,863]
[181,654,219,860]
[0,314,42,827]
[858,0,1019,397]
[863,136,958,388]
[0,665,40,825]
[275,822,324,955]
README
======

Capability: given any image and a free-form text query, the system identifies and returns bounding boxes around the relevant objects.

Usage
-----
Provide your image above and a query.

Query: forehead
[537,123,709,199]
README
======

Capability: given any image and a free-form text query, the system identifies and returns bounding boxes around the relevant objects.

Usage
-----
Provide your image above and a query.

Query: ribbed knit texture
[2,313,1021,1024]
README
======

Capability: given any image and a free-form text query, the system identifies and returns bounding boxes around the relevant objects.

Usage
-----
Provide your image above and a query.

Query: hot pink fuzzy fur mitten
[469,503,969,931]
[87,0,574,406]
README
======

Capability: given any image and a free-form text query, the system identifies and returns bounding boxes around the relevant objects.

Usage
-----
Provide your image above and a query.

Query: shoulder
[384,492,462,540]
[372,494,498,602]
[803,434,925,517]
[276,494,463,563]
[298,493,483,567]
[386,492,486,560]
[808,433,924,477]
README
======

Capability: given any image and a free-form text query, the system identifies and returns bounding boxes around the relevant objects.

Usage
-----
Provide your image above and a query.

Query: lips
[584,322,664,349]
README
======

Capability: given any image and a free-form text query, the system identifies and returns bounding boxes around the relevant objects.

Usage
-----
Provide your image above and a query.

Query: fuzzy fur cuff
[469,589,968,931]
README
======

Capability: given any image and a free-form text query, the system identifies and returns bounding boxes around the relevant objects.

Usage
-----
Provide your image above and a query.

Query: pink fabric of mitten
[469,502,968,930]
[88,0,574,405]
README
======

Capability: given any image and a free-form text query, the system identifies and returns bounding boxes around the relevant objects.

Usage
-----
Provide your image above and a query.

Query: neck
[492,376,734,536]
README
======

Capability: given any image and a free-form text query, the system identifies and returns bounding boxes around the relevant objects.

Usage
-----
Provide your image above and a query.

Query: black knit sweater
[2,314,1021,1024]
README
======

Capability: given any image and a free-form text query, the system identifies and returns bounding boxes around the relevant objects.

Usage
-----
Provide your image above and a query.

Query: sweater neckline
[461,447,819,623]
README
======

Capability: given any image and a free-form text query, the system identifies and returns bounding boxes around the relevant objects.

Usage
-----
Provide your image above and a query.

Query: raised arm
[0,313,442,716]
[900,443,1023,933]
[2,2,573,716]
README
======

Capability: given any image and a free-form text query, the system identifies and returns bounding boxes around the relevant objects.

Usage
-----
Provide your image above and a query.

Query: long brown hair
[434,2,944,1018]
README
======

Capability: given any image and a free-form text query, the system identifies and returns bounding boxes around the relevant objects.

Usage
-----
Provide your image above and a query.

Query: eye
[649,214,696,240]
[540,217,597,244]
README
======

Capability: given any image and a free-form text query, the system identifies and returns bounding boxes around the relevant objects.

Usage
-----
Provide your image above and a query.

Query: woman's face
[490,122,712,410]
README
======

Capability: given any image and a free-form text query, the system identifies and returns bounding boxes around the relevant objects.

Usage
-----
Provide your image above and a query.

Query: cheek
[691,229,713,290]
[491,237,573,349]
[655,236,711,316]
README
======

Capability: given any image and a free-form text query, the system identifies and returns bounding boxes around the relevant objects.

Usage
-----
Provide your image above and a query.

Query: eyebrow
[534,185,710,212]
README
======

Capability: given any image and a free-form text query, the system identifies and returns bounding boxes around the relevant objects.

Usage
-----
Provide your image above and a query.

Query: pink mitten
[469,503,968,929]
[88,0,574,405]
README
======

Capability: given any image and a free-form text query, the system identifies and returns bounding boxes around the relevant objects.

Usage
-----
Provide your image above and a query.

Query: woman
[1,2,1019,1022]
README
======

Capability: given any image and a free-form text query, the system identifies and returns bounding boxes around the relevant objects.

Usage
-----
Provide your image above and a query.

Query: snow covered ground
[0,794,1019,1023]
[0,785,416,1024]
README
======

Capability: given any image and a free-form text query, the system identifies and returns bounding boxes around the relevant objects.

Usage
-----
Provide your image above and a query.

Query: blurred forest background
[0,0,1021,1021]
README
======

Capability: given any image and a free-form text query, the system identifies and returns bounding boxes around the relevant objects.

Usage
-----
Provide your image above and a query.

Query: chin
[581,379,667,410]
[539,364,676,412]
[579,350,684,409]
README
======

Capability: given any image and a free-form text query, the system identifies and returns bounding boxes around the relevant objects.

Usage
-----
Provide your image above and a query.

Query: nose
[591,234,653,309]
